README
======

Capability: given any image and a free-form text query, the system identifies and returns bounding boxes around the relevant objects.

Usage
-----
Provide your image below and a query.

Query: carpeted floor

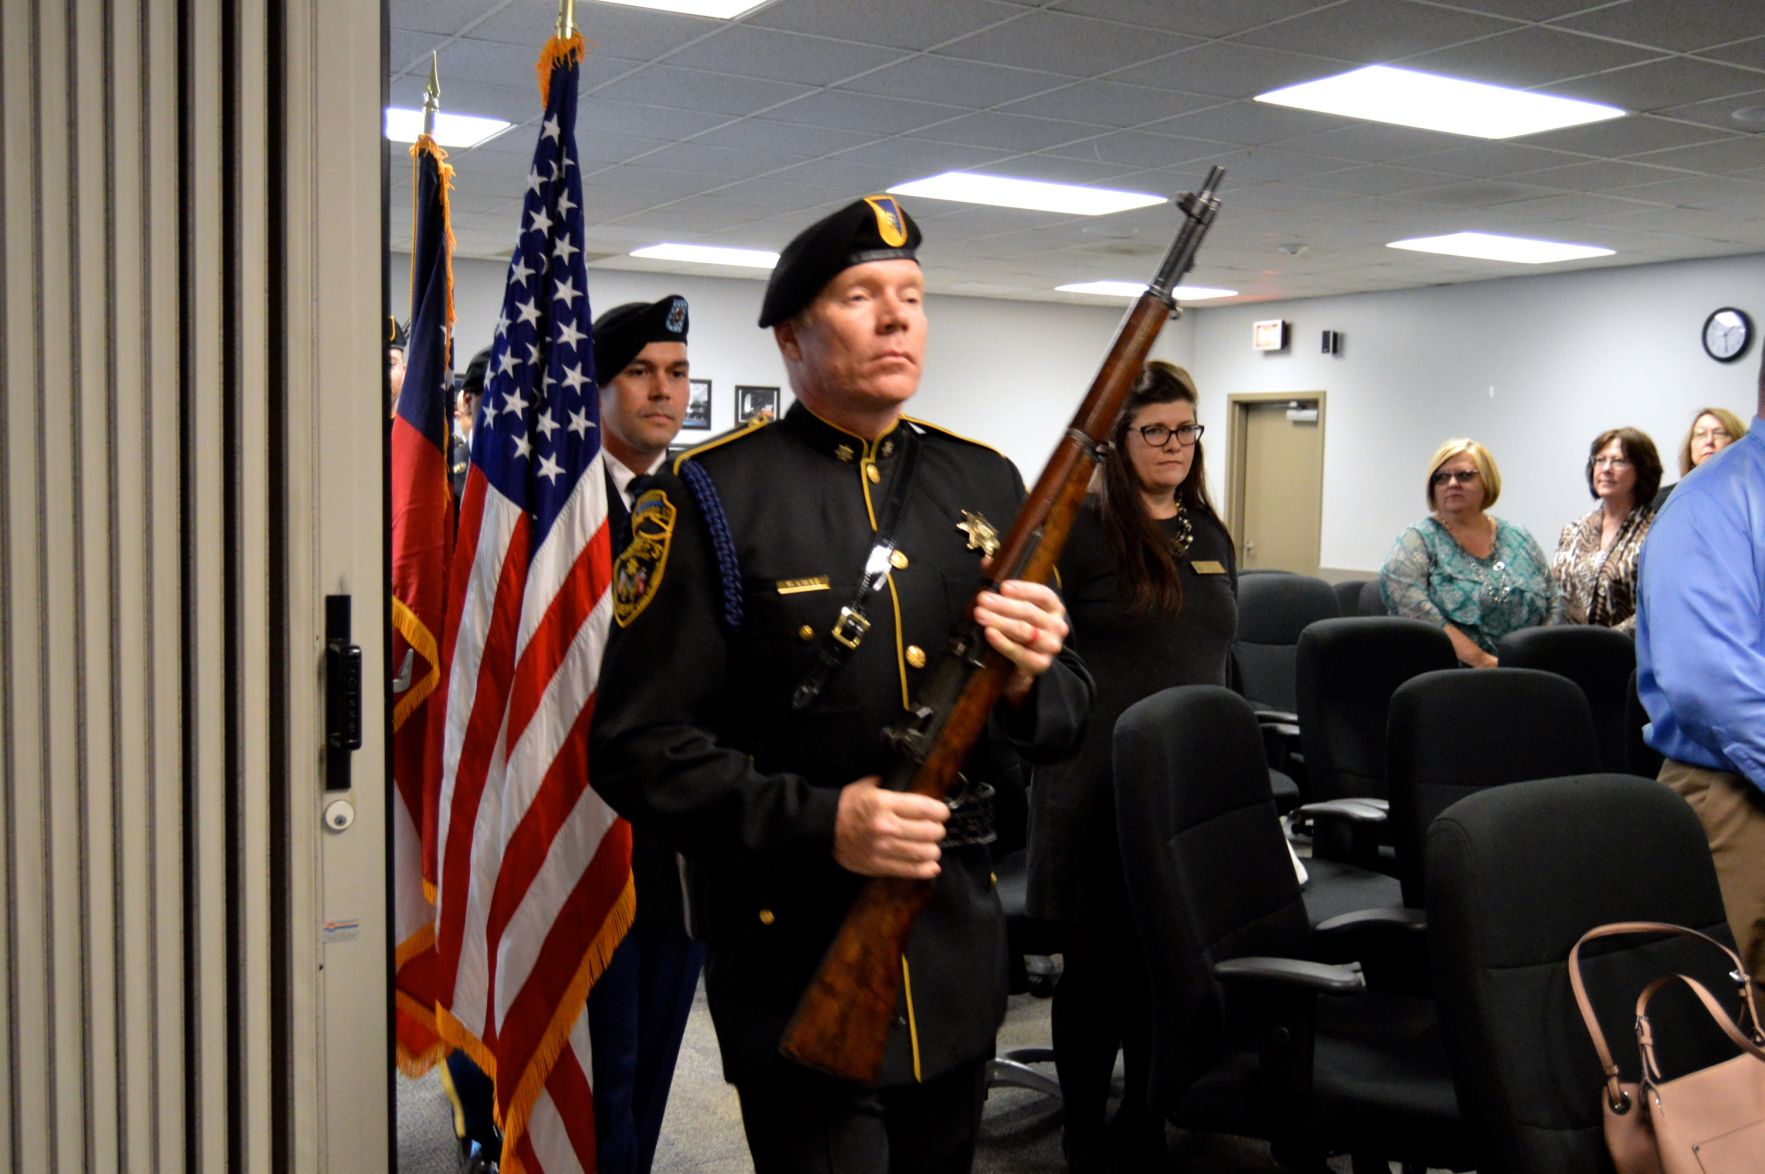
[396,979,1392,1172]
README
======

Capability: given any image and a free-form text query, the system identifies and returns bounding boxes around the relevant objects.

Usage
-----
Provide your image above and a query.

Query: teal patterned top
[1380,516,1560,654]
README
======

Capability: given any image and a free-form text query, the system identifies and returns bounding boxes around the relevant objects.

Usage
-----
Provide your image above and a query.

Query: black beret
[387,315,409,351]
[462,346,492,397]
[592,295,689,385]
[757,195,921,328]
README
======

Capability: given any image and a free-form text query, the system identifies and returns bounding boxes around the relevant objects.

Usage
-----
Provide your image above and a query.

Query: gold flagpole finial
[557,0,576,38]
[423,51,441,138]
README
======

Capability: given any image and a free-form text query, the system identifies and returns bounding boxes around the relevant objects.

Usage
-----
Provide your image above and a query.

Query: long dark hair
[1095,361,1222,615]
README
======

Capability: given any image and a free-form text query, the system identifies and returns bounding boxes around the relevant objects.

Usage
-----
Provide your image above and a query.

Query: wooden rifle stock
[779,167,1226,1082]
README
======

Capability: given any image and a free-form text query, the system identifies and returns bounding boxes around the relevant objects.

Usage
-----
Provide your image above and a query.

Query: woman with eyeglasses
[1655,405,1748,507]
[1025,360,1235,1170]
[1380,438,1558,668]
[1549,428,1661,633]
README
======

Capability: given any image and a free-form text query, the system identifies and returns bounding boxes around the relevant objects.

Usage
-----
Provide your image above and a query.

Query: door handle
[324,594,361,791]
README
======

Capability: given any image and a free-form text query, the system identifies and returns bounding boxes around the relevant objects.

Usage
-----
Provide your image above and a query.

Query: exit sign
[1252,319,1288,351]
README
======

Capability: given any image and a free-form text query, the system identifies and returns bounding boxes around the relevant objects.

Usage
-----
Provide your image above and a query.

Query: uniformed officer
[452,346,489,503]
[589,196,1092,1174]
[592,294,691,542]
[387,315,408,417]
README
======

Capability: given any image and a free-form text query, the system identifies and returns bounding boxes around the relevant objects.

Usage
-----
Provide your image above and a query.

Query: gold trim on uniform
[906,645,926,669]
[889,550,909,570]
[956,510,1001,557]
[835,443,856,463]
[865,462,881,484]
[776,576,831,594]
[797,624,815,642]
[613,489,677,628]
[1192,560,1227,575]
[758,909,775,926]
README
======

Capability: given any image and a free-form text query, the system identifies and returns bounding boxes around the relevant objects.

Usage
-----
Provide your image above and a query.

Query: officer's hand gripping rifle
[778,166,1226,1083]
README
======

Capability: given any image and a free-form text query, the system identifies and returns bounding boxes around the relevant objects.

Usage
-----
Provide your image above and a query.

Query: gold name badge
[1192,560,1227,575]
[776,576,831,595]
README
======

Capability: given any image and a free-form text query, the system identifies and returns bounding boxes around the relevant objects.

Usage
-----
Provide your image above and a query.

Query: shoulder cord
[679,460,744,634]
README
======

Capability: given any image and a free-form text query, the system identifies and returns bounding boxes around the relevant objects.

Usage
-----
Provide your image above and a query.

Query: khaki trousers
[1659,759,1765,988]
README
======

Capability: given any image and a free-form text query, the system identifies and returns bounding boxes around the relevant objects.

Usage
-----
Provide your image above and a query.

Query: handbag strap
[1635,972,1765,1083]
[1568,921,1752,1110]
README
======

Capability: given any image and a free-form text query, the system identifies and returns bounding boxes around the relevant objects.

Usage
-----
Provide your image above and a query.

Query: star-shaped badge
[956,510,1000,557]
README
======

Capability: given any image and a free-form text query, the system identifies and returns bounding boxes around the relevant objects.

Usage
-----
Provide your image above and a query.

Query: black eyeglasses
[1430,469,1480,486]
[1135,423,1205,448]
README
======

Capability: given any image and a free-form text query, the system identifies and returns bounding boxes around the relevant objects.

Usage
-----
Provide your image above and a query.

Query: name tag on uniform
[1191,560,1227,575]
[776,576,830,595]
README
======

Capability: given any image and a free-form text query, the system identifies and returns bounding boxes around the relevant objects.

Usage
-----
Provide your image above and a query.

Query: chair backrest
[1625,668,1665,780]
[1296,617,1457,803]
[1495,625,1637,774]
[1114,685,1311,1114]
[1388,668,1601,906]
[1234,573,1339,711]
[1427,776,1739,1174]
[1331,578,1369,618]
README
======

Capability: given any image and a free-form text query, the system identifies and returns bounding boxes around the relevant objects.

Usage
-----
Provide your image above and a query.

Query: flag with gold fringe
[431,29,633,1172]
[391,126,456,1076]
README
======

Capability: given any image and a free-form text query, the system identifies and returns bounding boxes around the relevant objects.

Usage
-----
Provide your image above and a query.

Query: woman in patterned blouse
[1380,438,1559,668]
[1550,428,1662,634]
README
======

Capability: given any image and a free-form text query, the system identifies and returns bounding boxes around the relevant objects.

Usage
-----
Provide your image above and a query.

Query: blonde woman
[1380,438,1558,668]
[1679,406,1747,476]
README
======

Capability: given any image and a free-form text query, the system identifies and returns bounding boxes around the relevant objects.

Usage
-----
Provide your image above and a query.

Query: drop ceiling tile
[1204,146,1359,182]
[388,75,536,123]
[1694,35,1765,72]
[769,156,925,191]
[579,98,736,141]
[1050,0,1333,39]
[1147,101,1350,146]
[763,90,967,134]
[744,0,1028,52]
[390,29,448,74]
[1215,182,1364,211]
[1423,0,1639,19]
[1111,43,1356,99]
[994,155,1152,184]
[843,137,1014,176]
[1628,134,1765,173]
[432,36,620,91]
[480,5,716,55]
[840,57,1072,109]
[997,82,1222,129]
[1550,0,1765,54]
[1473,190,1655,221]
[1537,56,1765,112]
[690,118,879,156]
[1516,114,1732,157]
[591,65,815,117]
[1655,89,1765,133]
[713,175,866,205]
[1395,175,1564,204]
[1042,130,1226,168]
[1291,122,1467,162]
[606,194,776,231]
[588,165,729,196]
[1516,158,1691,191]
[906,111,1110,151]
[632,140,811,180]
[1294,163,1466,194]
[659,26,910,86]
[1236,0,1520,62]
[562,131,679,166]
[391,0,510,37]
[1396,26,1661,87]
[1610,173,1765,208]
[933,10,1200,78]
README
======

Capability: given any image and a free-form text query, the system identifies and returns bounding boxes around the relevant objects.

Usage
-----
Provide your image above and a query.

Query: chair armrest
[1214,956,1366,996]
[1253,708,1300,725]
[1294,798,1388,826]
[1261,721,1300,740]
[1313,905,1427,938]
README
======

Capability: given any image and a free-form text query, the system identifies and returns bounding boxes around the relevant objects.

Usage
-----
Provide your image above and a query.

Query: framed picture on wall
[736,384,780,426]
[683,378,712,431]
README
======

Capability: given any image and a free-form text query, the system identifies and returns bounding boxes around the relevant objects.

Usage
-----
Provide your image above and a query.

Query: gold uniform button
[758,909,776,926]
[990,871,998,886]
[865,463,881,484]
[798,624,815,642]
[906,645,927,669]
[889,550,909,570]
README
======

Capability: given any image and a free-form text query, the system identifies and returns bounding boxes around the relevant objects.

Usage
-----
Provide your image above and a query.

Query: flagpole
[557,0,576,38]
[422,51,440,138]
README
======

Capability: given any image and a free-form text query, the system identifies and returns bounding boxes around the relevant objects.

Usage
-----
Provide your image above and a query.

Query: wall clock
[1702,307,1752,362]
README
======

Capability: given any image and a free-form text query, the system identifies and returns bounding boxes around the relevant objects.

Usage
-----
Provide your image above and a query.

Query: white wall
[1188,253,1765,573]
[410,250,1764,576]
[419,253,1173,477]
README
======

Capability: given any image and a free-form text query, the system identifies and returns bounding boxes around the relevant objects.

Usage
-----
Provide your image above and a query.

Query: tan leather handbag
[1569,922,1765,1174]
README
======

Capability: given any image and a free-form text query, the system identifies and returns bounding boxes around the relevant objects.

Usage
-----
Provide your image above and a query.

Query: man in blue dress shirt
[1636,351,1765,989]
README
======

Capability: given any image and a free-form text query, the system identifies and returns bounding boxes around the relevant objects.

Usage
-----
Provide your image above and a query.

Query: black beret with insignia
[462,345,493,398]
[387,315,409,352]
[592,295,690,385]
[757,195,921,328]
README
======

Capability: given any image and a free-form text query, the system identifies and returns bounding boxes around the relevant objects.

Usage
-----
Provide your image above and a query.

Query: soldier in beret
[592,294,692,543]
[590,197,1092,1173]
[452,346,490,503]
[387,315,408,418]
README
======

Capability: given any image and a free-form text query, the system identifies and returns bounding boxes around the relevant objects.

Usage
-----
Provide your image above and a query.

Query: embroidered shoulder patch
[614,489,677,628]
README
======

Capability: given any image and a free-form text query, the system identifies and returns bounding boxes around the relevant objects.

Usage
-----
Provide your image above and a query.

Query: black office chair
[1496,624,1637,774]
[1115,685,1471,1172]
[1235,572,1340,718]
[1331,578,1370,619]
[1427,775,1744,1173]
[1626,668,1665,780]
[1355,578,1389,617]
[1293,618,1457,867]
[1387,668,1602,910]
[987,848,1060,1098]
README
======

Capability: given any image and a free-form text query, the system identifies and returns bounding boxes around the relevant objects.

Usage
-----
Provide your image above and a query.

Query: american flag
[390,131,454,1076]
[431,31,633,1173]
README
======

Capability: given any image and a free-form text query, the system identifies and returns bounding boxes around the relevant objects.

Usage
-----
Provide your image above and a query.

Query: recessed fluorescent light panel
[591,0,769,16]
[630,243,780,269]
[890,173,1165,216]
[383,107,512,148]
[1386,231,1614,264]
[1057,281,1238,300]
[1255,65,1625,139]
